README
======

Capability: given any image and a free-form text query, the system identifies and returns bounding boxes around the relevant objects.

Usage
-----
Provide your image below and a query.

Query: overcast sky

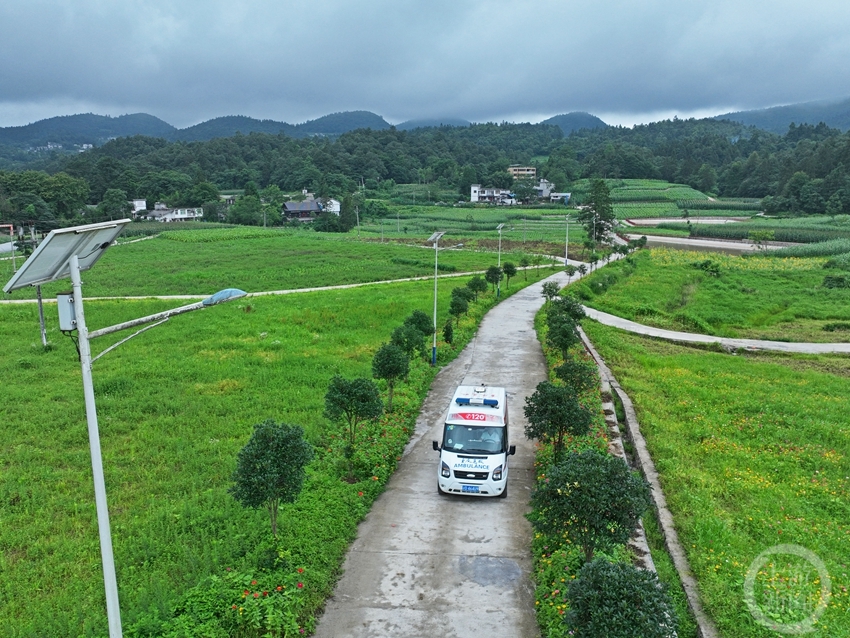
[1,0,849,129]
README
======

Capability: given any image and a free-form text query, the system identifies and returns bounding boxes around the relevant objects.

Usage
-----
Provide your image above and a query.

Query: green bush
[566,559,678,638]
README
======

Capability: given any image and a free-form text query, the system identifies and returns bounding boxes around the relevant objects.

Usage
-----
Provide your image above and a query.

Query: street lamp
[565,214,570,266]
[428,231,446,366]
[496,223,505,298]
[3,220,246,638]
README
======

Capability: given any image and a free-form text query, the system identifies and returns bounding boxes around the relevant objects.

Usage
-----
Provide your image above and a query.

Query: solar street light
[4,220,246,638]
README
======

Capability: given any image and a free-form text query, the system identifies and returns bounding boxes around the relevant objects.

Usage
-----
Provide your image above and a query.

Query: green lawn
[573,248,850,342]
[581,321,850,637]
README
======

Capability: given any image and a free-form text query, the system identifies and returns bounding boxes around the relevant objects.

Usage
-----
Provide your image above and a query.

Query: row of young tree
[521,286,678,637]
[228,308,437,537]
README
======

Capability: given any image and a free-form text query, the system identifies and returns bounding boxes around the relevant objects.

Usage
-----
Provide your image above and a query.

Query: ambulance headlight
[492,465,503,481]
[441,461,451,478]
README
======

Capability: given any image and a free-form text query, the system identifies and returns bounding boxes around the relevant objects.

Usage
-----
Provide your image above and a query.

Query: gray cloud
[0,0,848,127]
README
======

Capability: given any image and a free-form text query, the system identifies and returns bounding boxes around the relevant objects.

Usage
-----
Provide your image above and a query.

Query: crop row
[677,224,850,243]
[676,199,762,211]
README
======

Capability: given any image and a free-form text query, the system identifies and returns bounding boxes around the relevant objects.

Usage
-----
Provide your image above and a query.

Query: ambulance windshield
[442,424,505,454]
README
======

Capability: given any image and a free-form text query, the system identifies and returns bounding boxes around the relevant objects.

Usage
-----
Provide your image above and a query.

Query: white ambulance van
[432,385,516,497]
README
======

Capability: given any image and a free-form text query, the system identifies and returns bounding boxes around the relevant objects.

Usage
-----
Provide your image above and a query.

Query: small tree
[449,295,469,326]
[391,324,426,358]
[442,319,454,345]
[451,286,475,303]
[549,295,585,323]
[577,263,588,277]
[541,280,560,305]
[523,381,594,458]
[564,264,577,283]
[547,312,580,358]
[502,262,517,288]
[467,275,488,301]
[372,343,409,412]
[520,256,531,280]
[485,265,503,292]
[566,559,678,638]
[404,309,435,336]
[530,450,651,562]
[229,420,314,538]
[554,357,598,395]
[324,376,383,479]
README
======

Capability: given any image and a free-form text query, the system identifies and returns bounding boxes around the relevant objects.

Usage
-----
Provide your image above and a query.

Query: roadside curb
[579,326,720,638]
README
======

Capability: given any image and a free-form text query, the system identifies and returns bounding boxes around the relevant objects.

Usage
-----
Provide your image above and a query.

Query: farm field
[660,214,850,244]
[356,204,591,246]
[581,321,850,637]
[0,227,537,301]
[572,248,850,342]
[0,264,554,636]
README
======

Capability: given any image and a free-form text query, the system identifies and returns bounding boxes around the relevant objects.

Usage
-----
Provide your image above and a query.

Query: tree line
[5,117,850,229]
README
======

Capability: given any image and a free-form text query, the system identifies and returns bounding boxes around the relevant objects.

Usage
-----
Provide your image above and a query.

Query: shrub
[229,421,313,538]
[372,343,409,412]
[566,559,679,638]
[529,450,650,562]
[523,382,593,459]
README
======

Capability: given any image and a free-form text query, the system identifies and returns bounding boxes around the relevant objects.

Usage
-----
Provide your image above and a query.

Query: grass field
[0,229,550,638]
[581,321,850,637]
[572,249,850,342]
[0,228,541,301]
[0,262,555,636]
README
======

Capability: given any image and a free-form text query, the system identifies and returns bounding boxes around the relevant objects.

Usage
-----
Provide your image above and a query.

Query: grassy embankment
[581,321,850,637]
[572,248,850,342]
[0,233,556,636]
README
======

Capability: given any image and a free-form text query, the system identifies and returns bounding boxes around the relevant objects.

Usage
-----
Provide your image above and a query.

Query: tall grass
[582,321,850,637]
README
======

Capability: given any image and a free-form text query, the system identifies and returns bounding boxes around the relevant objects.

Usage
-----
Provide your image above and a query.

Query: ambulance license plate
[462,485,480,493]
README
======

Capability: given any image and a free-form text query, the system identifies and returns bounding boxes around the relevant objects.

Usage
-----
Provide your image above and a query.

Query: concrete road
[314,273,571,638]
[584,306,850,354]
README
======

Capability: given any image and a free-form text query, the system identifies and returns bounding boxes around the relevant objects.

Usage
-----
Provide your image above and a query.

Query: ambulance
[432,385,515,497]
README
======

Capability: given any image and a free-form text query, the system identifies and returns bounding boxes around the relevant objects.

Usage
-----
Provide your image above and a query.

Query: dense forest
[3,116,850,229]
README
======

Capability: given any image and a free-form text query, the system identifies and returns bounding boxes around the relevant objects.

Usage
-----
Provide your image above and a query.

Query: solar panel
[3,219,131,293]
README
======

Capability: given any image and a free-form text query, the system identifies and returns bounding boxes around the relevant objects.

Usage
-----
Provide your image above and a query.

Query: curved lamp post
[4,220,246,638]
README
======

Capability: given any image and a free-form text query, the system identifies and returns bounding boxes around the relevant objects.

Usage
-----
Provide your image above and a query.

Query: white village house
[140,202,204,222]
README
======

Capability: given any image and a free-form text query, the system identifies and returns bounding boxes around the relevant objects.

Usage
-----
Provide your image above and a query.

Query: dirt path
[313,272,572,638]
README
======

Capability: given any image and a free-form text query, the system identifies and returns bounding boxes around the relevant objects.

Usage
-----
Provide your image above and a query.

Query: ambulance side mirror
[509,445,516,456]
[432,441,440,452]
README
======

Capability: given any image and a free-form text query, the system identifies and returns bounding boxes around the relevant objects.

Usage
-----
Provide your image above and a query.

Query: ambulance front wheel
[437,482,448,496]
[498,483,508,499]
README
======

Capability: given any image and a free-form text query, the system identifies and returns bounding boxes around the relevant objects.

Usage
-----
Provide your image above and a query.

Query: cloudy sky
[1,0,849,129]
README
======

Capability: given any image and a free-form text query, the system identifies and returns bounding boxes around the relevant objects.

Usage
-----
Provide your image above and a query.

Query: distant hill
[296,111,390,135]
[395,118,471,131]
[717,97,850,133]
[176,116,296,141]
[0,113,176,148]
[540,112,608,135]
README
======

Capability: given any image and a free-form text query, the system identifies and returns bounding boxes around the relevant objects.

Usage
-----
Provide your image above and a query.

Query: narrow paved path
[313,272,571,638]
[584,307,850,354]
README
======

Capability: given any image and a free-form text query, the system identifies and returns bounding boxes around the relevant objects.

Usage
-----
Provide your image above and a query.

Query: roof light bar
[455,398,499,407]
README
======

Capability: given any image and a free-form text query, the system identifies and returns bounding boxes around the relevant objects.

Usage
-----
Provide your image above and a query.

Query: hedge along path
[579,326,720,638]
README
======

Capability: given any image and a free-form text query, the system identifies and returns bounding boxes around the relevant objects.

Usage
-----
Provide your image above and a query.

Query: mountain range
[716,97,850,134]
[2,97,849,152]
[0,110,607,151]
